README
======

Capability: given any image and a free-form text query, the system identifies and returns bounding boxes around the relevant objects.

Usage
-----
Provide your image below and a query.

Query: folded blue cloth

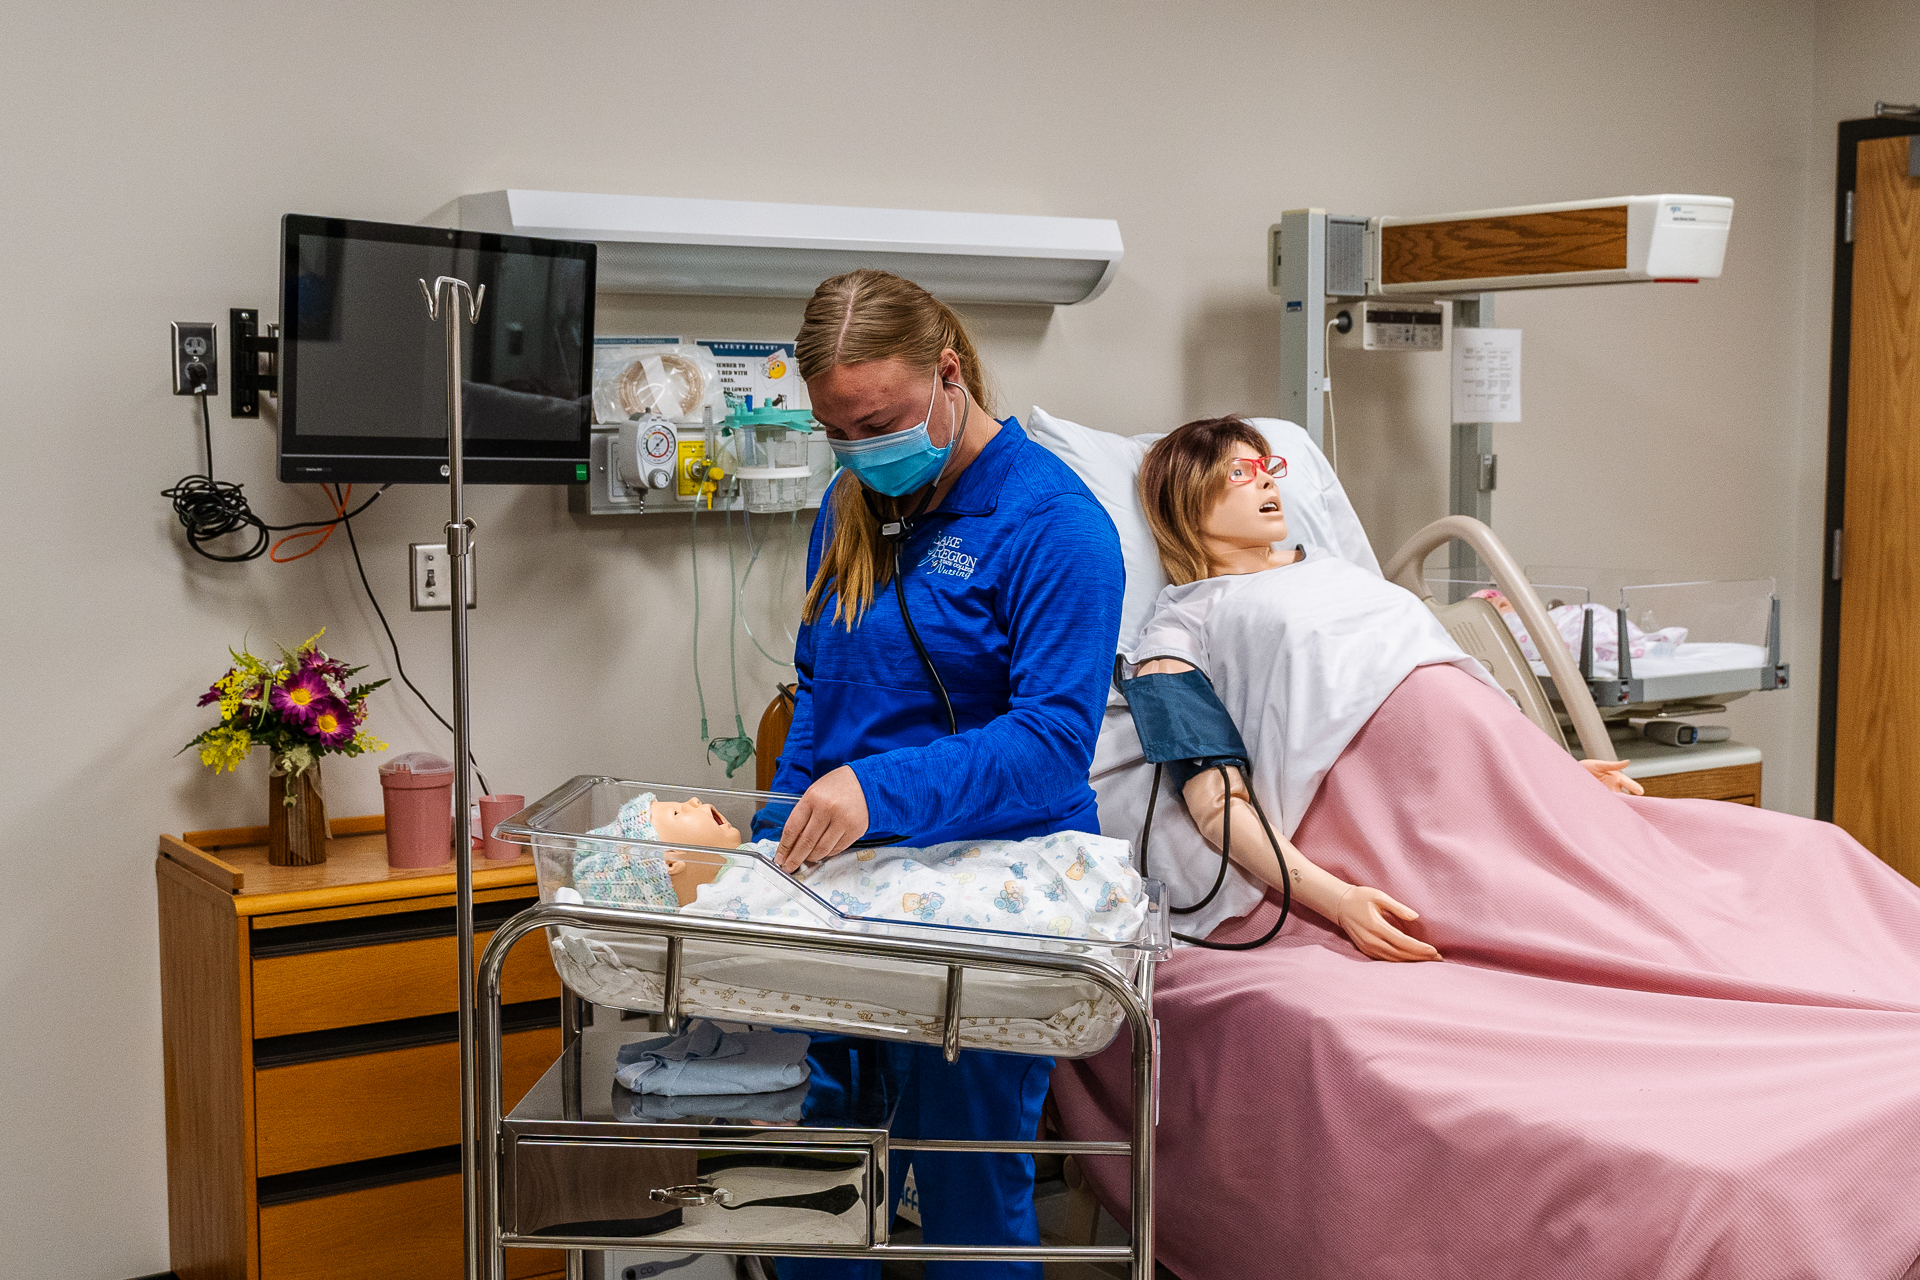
[615,1081,811,1123]
[614,1019,811,1097]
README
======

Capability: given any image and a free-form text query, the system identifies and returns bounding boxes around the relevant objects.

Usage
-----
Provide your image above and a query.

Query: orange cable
[269,485,352,562]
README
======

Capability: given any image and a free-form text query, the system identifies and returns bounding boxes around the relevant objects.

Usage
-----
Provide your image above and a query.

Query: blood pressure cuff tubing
[1115,661,1250,791]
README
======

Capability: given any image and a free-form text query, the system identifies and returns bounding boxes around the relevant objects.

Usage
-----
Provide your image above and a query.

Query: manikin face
[649,797,742,848]
[1200,454,1289,549]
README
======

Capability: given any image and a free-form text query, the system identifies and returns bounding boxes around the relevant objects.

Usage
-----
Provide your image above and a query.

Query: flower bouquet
[185,630,387,866]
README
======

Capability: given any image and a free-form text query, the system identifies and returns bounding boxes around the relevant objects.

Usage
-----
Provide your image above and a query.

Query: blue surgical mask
[829,376,960,497]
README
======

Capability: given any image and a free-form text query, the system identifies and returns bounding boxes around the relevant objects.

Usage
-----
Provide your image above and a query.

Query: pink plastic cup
[379,752,454,869]
[479,794,526,862]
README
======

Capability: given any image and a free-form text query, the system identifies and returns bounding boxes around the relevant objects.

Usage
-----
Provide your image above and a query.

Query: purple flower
[307,698,357,748]
[269,672,330,726]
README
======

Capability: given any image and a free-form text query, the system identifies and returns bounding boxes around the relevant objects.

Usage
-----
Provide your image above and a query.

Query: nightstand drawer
[259,1171,561,1280]
[257,1027,560,1176]
[254,930,561,1038]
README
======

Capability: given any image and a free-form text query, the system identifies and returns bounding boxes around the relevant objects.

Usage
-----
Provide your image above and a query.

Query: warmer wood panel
[1380,206,1628,286]
[252,929,560,1038]
[1834,134,1920,884]
[255,1028,559,1176]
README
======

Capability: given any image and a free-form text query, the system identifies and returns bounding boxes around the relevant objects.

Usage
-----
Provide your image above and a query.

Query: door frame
[1817,115,1920,820]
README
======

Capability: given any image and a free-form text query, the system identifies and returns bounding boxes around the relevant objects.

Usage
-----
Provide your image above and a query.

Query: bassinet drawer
[253,929,561,1038]
[256,1027,560,1176]
[504,1138,878,1249]
[259,1172,561,1280]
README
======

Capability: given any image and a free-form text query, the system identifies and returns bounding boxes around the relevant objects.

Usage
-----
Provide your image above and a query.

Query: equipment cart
[474,777,1165,1280]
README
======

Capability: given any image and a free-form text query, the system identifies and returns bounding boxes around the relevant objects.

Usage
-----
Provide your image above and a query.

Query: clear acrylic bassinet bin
[491,776,1167,1059]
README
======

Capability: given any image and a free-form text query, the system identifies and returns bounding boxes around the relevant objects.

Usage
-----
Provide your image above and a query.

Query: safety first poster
[697,340,811,414]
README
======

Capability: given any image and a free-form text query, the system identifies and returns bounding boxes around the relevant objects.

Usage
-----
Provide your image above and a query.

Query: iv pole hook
[419,275,487,323]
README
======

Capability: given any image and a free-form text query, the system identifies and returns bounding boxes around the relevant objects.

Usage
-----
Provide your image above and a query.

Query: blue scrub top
[757,418,1123,846]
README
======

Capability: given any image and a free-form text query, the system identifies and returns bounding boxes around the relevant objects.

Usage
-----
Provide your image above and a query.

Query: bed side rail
[1382,515,1612,761]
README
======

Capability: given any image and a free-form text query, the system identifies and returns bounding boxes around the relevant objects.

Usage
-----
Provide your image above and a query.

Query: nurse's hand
[776,766,870,872]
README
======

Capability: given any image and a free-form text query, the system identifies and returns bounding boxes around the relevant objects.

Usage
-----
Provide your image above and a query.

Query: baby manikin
[565,792,1148,943]
[1473,588,1688,665]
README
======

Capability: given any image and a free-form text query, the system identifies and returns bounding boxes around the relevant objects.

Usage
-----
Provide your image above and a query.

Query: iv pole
[419,272,486,1280]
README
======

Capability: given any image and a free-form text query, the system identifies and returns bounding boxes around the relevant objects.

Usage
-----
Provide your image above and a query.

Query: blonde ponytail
[796,270,992,628]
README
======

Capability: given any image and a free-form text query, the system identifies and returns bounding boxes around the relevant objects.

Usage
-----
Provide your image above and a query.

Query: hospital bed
[474,777,1167,1280]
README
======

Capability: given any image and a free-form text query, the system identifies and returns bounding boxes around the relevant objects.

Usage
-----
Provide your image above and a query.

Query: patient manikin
[1131,425,1645,964]
[568,792,1147,942]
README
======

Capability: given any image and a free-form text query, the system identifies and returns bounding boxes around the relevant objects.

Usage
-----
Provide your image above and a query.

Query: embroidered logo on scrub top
[920,533,978,580]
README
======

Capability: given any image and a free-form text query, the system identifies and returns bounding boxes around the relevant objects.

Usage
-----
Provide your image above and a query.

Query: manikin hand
[1581,758,1645,795]
[776,765,871,872]
[1336,886,1443,963]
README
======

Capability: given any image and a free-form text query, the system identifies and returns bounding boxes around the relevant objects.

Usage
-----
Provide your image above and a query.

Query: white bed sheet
[548,927,1137,1058]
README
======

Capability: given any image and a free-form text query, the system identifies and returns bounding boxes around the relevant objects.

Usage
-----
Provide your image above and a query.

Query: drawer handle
[650,1181,735,1208]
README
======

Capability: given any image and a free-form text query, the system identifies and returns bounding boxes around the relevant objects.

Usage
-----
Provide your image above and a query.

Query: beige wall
[0,0,1884,1270]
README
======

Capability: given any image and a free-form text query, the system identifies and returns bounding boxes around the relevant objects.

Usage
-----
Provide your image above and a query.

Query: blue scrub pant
[778,1038,1055,1280]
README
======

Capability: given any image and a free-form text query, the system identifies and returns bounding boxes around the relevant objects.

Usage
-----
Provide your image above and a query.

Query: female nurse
[756,269,1124,1279]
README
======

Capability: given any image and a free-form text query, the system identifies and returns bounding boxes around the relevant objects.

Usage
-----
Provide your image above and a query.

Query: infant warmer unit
[477,778,1167,1277]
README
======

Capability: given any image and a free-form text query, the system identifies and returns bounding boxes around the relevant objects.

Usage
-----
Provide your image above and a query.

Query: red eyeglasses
[1227,455,1287,483]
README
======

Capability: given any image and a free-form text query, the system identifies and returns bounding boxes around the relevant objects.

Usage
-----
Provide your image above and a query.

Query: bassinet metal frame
[475,901,1159,1278]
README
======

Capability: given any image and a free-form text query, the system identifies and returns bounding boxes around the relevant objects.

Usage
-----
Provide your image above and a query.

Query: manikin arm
[1134,656,1440,963]
[1179,765,1440,962]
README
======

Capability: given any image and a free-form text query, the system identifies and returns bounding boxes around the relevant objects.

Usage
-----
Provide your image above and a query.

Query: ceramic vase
[268,759,329,867]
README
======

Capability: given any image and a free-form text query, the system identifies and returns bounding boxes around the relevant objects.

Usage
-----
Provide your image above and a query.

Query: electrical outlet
[410,542,477,611]
[171,321,218,395]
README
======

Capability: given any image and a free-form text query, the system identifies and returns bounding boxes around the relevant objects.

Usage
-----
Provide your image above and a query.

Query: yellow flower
[197,727,254,773]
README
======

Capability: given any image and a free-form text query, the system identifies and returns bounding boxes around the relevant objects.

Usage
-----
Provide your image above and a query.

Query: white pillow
[1026,406,1381,652]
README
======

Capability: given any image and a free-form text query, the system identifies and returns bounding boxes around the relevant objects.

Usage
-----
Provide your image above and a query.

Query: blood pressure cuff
[1114,659,1250,791]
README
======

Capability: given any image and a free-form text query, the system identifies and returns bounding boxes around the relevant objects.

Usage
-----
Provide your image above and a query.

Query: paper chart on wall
[697,341,811,414]
[1451,328,1522,424]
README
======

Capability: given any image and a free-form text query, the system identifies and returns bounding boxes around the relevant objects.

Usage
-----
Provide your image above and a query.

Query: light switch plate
[410,542,477,611]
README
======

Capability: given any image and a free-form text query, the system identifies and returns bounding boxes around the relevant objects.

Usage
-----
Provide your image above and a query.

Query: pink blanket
[1052,663,1920,1280]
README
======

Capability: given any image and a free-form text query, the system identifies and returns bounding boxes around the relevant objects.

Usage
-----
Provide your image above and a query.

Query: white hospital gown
[1124,547,1501,938]
[686,832,1148,943]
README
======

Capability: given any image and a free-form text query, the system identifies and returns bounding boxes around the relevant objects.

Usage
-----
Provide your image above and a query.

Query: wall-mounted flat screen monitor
[279,214,595,484]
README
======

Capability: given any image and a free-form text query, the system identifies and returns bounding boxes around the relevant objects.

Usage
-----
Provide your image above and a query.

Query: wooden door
[1834,133,1920,883]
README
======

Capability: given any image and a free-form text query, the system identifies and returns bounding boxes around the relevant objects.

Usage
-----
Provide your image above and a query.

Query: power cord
[1323,315,1346,472]
[166,388,492,792]
[162,392,383,562]
[338,493,491,795]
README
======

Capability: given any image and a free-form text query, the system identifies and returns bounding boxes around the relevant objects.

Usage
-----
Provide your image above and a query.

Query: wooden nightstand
[1621,740,1764,806]
[156,815,566,1280]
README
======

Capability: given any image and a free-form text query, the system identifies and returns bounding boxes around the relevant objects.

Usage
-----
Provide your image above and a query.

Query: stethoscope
[839,386,966,849]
